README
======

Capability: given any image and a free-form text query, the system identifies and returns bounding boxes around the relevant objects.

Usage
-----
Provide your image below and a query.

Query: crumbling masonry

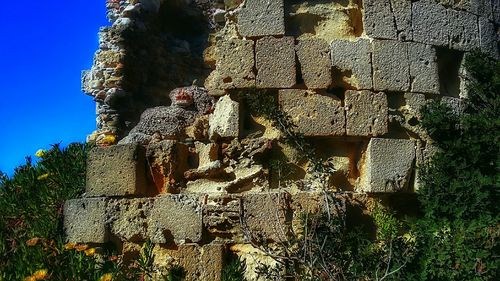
[70,0,499,280]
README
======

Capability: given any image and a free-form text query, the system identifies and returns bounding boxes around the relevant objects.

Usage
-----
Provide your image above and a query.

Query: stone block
[209,95,240,140]
[345,90,388,137]
[412,0,449,46]
[203,194,241,237]
[363,0,397,39]
[408,43,440,94]
[149,195,203,244]
[391,0,413,41]
[86,144,147,197]
[256,36,296,88]
[64,198,108,243]
[404,92,427,118]
[237,0,285,37]
[479,17,499,59]
[296,39,332,89]
[493,0,500,24]
[359,138,416,193]
[437,0,493,19]
[330,39,373,90]
[152,243,224,281]
[448,10,479,51]
[372,40,410,92]
[278,89,345,136]
[205,39,255,90]
[195,142,219,167]
[106,198,154,242]
[242,192,291,242]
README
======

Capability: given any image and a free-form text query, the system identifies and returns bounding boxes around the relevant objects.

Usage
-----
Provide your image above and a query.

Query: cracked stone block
[372,40,410,92]
[86,144,147,197]
[149,195,203,244]
[363,0,397,39]
[209,95,240,140]
[359,138,416,193]
[391,0,413,41]
[64,198,108,243]
[242,192,291,243]
[106,198,154,242]
[330,39,373,90]
[205,39,255,90]
[203,194,241,237]
[256,36,296,88]
[296,39,332,89]
[408,43,440,94]
[153,243,224,281]
[237,0,285,37]
[412,0,449,46]
[448,10,479,51]
[437,0,493,19]
[479,17,499,59]
[345,90,388,137]
[278,89,345,136]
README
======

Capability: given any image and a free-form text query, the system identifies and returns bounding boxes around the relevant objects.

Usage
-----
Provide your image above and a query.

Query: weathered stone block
[391,0,413,41]
[86,144,147,197]
[256,36,296,88]
[479,17,499,59]
[493,0,500,24]
[242,192,291,242]
[209,95,239,140]
[360,138,416,193]
[205,39,255,90]
[237,0,285,37]
[203,194,241,237]
[330,39,373,89]
[278,89,345,136]
[64,198,108,243]
[412,0,449,46]
[152,243,224,281]
[448,10,479,51]
[404,92,427,118]
[106,198,154,242]
[345,90,388,137]
[296,39,332,89]
[195,142,219,167]
[408,43,440,94]
[372,40,410,92]
[363,0,397,39]
[149,195,203,244]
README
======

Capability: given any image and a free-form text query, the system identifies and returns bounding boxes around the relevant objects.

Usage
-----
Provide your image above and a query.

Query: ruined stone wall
[71,0,499,280]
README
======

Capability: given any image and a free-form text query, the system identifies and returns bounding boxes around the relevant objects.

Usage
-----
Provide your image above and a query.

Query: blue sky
[0,1,109,175]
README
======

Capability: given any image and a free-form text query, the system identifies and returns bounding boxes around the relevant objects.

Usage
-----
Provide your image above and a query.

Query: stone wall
[73,0,499,279]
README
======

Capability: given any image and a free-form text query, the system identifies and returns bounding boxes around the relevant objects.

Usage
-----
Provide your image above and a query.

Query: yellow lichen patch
[251,116,281,140]
[230,244,280,281]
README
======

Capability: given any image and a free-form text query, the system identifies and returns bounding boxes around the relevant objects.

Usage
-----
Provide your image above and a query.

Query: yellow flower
[84,248,96,256]
[75,244,88,252]
[37,173,49,181]
[97,134,117,146]
[24,276,36,281]
[64,242,77,250]
[32,269,48,280]
[99,273,113,281]
[26,238,40,247]
[35,149,47,158]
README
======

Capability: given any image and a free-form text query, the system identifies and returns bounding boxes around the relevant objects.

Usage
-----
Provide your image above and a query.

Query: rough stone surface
[479,16,499,59]
[86,144,147,197]
[195,142,219,167]
[256,36,296,88]
[412,0,449,46]
[152,243,224,281]
[360,138,416,193]
[404,92,427,118]
[296,39,332,89]
[209,95,240,140]
[493,0,500,24]
[278,89,345,136]
[205,39,255,90]
[345,90,388,137]
[64,198,108,243]
[408,43,440,94]
[372,40,410,92]
[391,0,413,41]
[330,39,373,90]
[106,198,154,242]
[242,192,291,242]
[149,195,203,244]
[448,9,479,51]
[363,0,397,40]
[238,0,285,37]
[203,194,241,237]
